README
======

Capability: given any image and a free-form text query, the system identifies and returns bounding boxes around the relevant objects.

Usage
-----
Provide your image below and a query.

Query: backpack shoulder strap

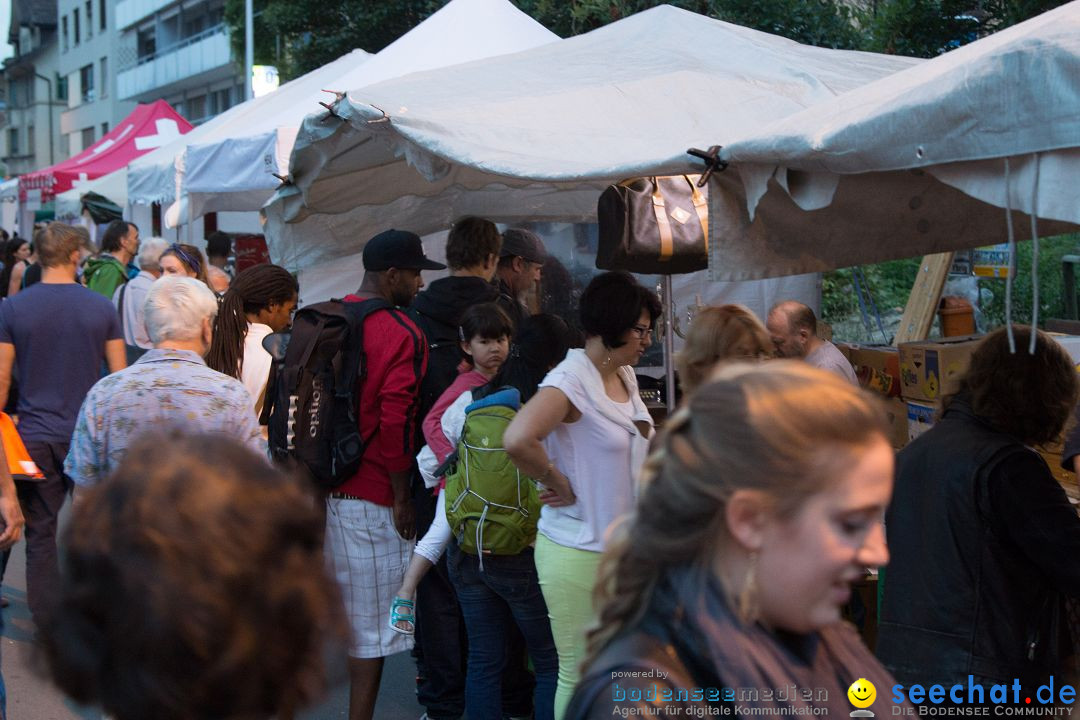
[117,282,127,335]
[337,297,393,399]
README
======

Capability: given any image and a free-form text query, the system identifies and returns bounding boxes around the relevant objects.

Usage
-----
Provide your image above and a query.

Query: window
[100,0,106,31]
[26,126,35,154]
[99,57,108,97]
[208,87,231,116]
[62,16,69,51]
[137,27,156,60]
[86,2,93,38]
[56,74,69,101]
[80,64,94,104]
[81,127,95,149]
[187,95,206,121]
[8,128,18,156]
[101,122,109,136]
[74,8,80,45]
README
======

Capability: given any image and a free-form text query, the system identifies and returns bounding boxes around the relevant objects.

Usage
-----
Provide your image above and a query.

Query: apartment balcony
[116,0,180,30]
[117,26,233,102]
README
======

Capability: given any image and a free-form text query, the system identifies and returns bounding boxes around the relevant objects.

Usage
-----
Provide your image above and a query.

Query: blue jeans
[447,542,558,720]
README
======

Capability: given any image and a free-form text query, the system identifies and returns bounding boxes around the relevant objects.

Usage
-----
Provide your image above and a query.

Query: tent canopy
[127,49,371,208]
[263,5,920,270]
[176,0,559,223]
[691,0,1080,278]
[21,101,191,205]
[55,169,128,221]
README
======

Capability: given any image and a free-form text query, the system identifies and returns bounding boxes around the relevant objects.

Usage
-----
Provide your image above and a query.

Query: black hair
[474,314,572,404]
[458,302,514,344]
[206,231,232,259]
[207,264,299,380]
[0,237,29,297]
[445,216,502,270]
[579,271,662,349]
[100,219,131,253]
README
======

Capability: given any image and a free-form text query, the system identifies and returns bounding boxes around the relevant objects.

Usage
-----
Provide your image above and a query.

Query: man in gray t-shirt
[766,300,858,385]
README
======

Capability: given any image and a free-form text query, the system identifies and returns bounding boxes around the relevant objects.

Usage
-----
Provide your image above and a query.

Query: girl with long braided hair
[206,264,298,420]
[565,361,906,719]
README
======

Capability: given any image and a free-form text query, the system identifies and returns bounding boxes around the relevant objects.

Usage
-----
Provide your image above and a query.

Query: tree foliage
[864,0,1071,58]
[227,0,869,81]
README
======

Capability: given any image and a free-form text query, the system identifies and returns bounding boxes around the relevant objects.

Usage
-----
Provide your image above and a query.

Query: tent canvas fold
[174,0,559,224]
[263,5,922,271]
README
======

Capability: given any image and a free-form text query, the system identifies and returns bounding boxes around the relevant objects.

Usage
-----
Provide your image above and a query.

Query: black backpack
[262,297,390,489]
[409,308,466,422]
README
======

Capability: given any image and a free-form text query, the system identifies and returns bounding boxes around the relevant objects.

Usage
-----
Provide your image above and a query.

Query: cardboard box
[898,336,982,401]
[906,400,937,442]
[847,345,901,398]
[883,397,909,450]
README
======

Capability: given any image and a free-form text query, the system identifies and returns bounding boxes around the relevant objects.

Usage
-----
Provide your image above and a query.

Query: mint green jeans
[534,533,603,720]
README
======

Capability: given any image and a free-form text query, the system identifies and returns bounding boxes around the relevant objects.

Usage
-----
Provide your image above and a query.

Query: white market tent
[174,0,561,225]
[0,179,18,235]
[708,0,1080,277]
[262,5,922,275]
[126,48,373,212]
[55,169,127,221]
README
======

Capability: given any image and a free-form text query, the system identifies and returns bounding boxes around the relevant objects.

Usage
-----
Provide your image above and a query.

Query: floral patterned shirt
[65,348,267,487]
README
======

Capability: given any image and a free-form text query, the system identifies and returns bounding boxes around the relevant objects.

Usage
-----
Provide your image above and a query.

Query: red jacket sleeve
[369,311,427,473]
[423,370,487,463]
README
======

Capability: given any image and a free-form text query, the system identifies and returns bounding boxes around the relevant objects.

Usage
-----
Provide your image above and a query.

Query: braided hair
[206,264,298,379]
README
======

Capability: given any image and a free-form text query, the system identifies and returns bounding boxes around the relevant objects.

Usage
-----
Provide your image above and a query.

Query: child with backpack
[389,303,513,635]
[403,315,572,720]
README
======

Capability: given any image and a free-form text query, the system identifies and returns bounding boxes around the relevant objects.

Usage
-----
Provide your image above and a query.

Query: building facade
[57,0,137,156]
[114,0,244,124]
[1,0,67,177]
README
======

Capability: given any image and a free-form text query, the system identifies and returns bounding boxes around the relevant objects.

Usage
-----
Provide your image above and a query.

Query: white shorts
[324,497,414,658]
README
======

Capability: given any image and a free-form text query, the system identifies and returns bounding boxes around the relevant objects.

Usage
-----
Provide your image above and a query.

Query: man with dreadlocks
[206,264,299,422]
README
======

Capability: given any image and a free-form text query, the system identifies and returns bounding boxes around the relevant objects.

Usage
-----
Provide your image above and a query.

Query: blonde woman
[566,362,907,718]
[675,304,772,397]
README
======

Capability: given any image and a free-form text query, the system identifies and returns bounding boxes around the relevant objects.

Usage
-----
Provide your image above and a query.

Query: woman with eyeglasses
[159,243,210,287]
[504,270,660,720]
[206,264,298,423]
[675,304,773,398]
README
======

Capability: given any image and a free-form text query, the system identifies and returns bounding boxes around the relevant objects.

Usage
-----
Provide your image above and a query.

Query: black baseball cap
[500,228,547,264]
[363,229,446,271]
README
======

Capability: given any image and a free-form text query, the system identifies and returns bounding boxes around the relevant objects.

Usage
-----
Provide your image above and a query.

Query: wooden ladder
[893,252,956,346]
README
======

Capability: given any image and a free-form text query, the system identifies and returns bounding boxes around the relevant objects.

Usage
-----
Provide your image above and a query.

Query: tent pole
[663,274,676,412]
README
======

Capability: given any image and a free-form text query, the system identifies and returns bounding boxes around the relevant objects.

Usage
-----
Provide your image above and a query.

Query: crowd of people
[0,215,1074,720]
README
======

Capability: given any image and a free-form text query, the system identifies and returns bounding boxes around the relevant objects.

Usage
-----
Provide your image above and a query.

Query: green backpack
[443,387,541,557]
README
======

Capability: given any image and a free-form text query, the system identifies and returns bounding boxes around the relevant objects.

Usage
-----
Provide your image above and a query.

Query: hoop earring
[601,354,612,368]
[737,551,759,624]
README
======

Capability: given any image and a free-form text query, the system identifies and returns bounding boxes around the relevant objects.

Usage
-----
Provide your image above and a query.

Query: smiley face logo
[848,678,876,709]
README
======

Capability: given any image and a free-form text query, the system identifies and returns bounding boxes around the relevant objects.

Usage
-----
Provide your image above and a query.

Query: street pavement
[0,500,426,720]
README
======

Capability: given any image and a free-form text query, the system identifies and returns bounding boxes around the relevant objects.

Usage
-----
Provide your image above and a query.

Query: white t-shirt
[241,323,274,420]
[806,340,858,385]
[536,349,652,553]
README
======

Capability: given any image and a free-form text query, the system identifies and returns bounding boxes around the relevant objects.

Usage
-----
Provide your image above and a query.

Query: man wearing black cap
[495,228,547,330]
[323,229,445,720]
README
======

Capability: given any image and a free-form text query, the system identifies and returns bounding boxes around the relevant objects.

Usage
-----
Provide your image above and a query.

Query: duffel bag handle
[650,176,709,262]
